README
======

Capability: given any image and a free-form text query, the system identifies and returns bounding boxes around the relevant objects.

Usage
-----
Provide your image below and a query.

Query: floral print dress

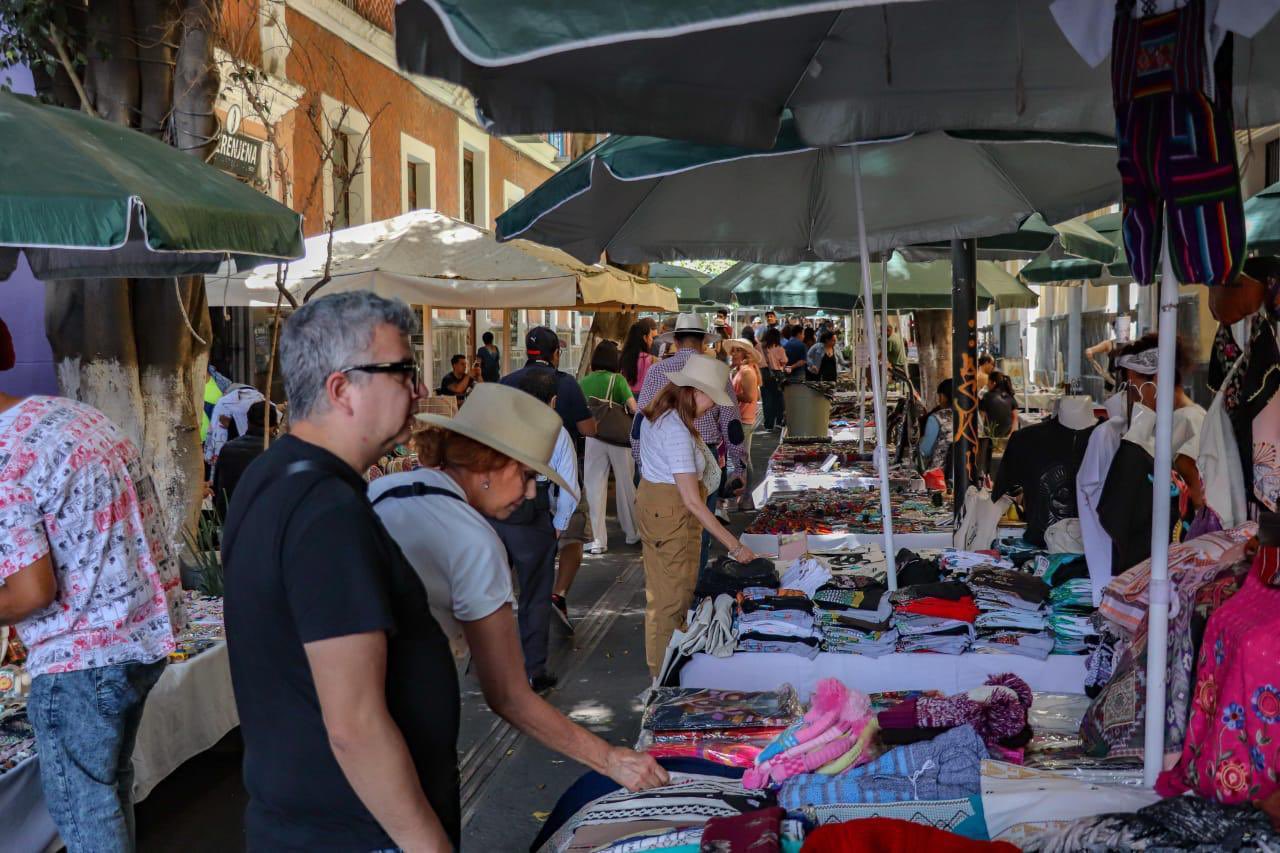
[1157,557,1280,803]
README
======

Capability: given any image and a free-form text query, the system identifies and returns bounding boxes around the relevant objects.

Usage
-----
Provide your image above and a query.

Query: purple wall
[0,61,58,397]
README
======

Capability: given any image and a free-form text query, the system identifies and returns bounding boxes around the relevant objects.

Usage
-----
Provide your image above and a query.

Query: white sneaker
[589,544,607,555]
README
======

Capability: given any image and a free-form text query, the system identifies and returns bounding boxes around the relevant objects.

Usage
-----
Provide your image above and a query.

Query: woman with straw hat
[723,338,763,511]
[635,354,758,675]
[370,382,667,794]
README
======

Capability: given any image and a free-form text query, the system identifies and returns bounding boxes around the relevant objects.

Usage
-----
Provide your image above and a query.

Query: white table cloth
[680,650,1088,701]
[0,642,236,852]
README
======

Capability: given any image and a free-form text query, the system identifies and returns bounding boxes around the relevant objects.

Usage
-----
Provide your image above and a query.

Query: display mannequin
[993,396,1098,547]
[1056,396,1098,430]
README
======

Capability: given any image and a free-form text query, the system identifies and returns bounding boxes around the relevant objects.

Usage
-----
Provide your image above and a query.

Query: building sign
[211,130,262,179]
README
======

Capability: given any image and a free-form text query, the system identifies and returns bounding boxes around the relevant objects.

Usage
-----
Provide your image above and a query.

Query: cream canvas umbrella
[207,210,677,312]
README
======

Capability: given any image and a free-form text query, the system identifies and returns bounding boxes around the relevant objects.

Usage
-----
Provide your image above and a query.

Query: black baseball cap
[525,326,561,359]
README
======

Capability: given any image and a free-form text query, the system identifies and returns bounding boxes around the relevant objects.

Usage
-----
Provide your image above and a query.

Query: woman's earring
[482,480,490,490]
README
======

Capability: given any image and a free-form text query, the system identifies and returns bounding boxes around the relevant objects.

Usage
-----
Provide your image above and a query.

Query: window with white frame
[400,134,437,213]
[501,179,525,213]
[457,118,490,226]
[322,94,372,229]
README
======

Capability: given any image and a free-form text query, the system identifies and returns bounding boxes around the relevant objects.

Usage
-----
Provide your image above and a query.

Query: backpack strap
[372,482,465,506]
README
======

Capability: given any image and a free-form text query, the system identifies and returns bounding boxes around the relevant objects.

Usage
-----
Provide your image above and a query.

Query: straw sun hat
[415,382,578,498]
[722,337,763,365]
[665,353,733,407]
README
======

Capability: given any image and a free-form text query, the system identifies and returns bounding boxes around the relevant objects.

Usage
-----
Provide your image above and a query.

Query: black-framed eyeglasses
[339,360,420,387]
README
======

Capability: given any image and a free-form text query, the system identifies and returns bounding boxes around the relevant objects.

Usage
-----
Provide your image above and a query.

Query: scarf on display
[876,674,1032,748]
[744,679,876,789]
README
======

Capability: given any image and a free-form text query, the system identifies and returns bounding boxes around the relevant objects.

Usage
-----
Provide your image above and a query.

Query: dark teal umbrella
[1245,181,1280,256]
[0,91,303,280]
[646,262,713,307]
[395,1,1280,148]
[1018,212,1134,283]
[496,120,1120,265]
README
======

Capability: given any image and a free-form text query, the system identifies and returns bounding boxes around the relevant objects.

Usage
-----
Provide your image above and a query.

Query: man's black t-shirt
[992,418,1096,547]
[501,361,591,441]
[222,435,460,851]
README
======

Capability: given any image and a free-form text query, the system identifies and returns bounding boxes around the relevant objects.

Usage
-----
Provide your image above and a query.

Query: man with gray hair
[222,291,460,851]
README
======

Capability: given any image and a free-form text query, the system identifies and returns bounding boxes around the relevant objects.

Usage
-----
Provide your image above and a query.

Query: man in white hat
[634,313,745,570]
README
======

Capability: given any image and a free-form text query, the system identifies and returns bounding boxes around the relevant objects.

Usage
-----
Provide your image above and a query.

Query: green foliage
[0,1,107,99]
[182,511,225,598]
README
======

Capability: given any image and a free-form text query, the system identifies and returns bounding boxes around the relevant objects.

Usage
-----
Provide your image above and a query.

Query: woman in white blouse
[635,354,758,676]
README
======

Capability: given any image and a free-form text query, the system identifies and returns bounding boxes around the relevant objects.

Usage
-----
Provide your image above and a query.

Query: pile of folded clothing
[695,555,779,599]
[735,587,823,658]
[813,583,898,656]
[636,686,804,772]
[969,567,1053,659]
[1047,580,1098,654]
[891,580,977,654]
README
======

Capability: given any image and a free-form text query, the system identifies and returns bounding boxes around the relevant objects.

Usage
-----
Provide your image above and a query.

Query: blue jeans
[27,659,167,853]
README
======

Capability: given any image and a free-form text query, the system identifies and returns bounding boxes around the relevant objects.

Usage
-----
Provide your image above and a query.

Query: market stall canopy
[901,213,1117,263]
[208,210,678,311]
[1245,180,1280,256]
[647,262,713,307]
[395,0,1280,149]
[496,121,1120,265]
[702,255,1038,310]
[1018,212,1134,284]
[0,91,303,281]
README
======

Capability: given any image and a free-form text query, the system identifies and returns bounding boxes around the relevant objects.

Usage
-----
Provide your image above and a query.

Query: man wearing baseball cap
[499,327,596,636]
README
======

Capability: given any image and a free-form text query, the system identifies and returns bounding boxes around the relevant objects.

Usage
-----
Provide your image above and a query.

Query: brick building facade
[209,0,595,387]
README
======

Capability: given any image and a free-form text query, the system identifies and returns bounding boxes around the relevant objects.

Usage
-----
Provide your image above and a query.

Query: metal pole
[951,239,979,516]
[1142,239,1179,787]
[1067,285,1083,387]
[852,147,898,589]
[856,306,867,455]
[421,306,435,392]
[501,309,512,375]
[880,256,890,395]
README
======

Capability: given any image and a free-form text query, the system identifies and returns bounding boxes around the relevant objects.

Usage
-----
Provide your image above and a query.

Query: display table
[740,528,1027,556]
[680,651,1088,701]
[0,641,236,853]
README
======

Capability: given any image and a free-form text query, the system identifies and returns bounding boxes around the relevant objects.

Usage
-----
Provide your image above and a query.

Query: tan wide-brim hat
[657,312,722,345]
[415,383,578,499]
[666,353,733,407]
[722,338,763,365]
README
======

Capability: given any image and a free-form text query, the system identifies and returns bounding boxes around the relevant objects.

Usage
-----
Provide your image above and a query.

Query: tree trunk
[577,312,635,380]
[914,309,951,401]
[39,0,219,546]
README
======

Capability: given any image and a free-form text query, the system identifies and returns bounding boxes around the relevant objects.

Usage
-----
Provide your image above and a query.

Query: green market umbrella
[395,1,1280,148]
[0,92,303,280]
[902,213,1116,263]
[646,262,713,307]
[1018,212,1134,284]
[1245,180,1280,256]
[702,255,1038,310]
[497,120,1120,265]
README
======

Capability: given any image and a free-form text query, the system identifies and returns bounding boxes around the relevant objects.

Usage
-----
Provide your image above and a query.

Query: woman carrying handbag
[579,341,639,554]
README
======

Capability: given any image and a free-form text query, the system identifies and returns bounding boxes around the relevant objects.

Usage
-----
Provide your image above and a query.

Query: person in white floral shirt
[0,319,184,853]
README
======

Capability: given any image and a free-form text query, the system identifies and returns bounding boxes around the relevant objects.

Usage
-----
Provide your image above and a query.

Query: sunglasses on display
[339,360,421,387]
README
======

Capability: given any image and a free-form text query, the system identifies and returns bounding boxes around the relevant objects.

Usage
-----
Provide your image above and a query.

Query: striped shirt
[632,347,745,476]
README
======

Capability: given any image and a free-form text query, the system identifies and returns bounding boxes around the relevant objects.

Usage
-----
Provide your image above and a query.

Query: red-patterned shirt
[0,396,183,677]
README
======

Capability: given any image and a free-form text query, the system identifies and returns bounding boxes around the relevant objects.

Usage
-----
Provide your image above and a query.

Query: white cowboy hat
[415,383,578,498]
[657,312,722,345]
[665,353,733,407]
[721,337,763,365]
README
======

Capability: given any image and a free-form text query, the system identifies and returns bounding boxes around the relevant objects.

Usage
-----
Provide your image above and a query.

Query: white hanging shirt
[1076,409,1127,605]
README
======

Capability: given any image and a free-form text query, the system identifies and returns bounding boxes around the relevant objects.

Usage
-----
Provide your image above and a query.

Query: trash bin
[782,382,832,440]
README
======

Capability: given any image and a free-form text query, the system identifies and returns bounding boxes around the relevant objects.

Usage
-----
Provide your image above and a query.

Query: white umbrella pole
[1142,238,1179,787]
[852,146,898,589]
[856,307,867,455]
[880,257,890,394]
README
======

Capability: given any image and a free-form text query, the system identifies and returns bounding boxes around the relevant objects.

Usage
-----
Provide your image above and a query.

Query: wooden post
[421,306,435,392]
[467,309,478,367]
[501,309,512,375]
[951,238,979,516]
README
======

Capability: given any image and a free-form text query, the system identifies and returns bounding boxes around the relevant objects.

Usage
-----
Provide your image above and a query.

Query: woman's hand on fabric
[604,747,670,792]
[730,542,757,563]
